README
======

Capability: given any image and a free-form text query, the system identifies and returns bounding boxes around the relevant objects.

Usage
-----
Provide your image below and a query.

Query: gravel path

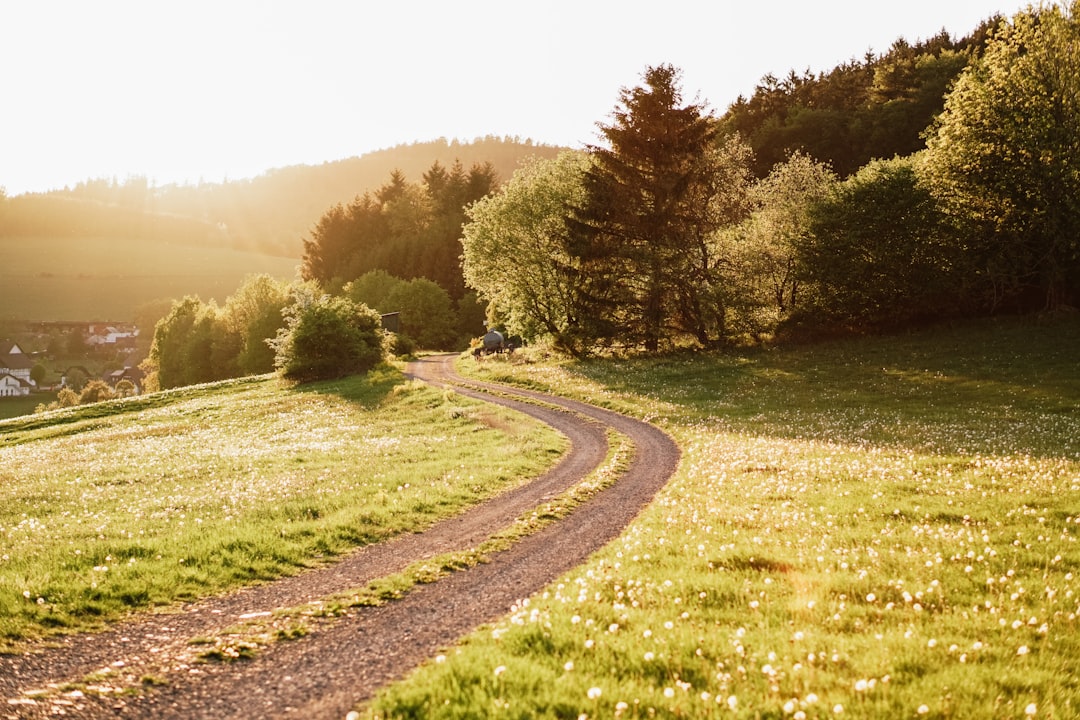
[2,355,679,719]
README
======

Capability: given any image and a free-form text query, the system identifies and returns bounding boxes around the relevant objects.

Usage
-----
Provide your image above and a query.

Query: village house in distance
[1,323,145,399]
[0,342,35,397]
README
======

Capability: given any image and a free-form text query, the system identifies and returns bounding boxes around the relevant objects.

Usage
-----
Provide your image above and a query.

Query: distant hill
[0,137,564,321]
[1,137,565,258]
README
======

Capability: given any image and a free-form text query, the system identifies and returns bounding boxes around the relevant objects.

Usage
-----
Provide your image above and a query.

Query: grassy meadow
[0,366,565,649]
[0,235,298,320]
[362,316,1080,719]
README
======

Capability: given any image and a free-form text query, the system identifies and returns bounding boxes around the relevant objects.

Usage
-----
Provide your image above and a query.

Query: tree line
[724,18,1001,177]
[140,2,1078,388]
[1,138,558,258]
[464,3,1079,355]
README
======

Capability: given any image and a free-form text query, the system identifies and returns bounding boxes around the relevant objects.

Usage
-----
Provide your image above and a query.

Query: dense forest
[723,19,1001,177]
[459,4,1079,355]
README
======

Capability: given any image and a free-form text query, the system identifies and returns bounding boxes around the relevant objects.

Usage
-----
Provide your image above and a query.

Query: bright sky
[1,0,1034,196]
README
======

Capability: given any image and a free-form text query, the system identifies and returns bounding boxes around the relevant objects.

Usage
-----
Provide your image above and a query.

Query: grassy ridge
[0,235,298,320]
[0,366,566,649]
[364,316,1080,719]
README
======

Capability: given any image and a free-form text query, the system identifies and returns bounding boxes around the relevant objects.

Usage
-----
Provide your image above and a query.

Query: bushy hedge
[270,289,386,383]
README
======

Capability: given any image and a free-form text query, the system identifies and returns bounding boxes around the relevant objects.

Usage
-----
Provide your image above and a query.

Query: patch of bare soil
[2,355,679,719]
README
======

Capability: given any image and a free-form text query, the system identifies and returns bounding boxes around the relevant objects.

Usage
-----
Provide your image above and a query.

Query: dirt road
[2,355,679,719]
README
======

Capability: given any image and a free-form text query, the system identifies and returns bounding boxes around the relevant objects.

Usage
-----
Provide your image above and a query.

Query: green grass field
[362,315,1080,719]
[0,366,565,649]
[0,393,54,421]
[0,235,298,321]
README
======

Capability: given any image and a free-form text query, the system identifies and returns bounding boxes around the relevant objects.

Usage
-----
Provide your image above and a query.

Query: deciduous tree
[270,287,386,382]
[721,152,837,337]
[923,1,1080,308]
[462,151,588,348]
[797,156,957,326]
[383,278,459,350]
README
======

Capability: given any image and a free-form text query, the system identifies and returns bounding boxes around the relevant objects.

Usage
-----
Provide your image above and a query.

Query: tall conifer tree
[569,64,748,350]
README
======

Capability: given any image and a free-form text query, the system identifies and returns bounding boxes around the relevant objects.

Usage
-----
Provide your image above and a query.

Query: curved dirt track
[1,355,679,719]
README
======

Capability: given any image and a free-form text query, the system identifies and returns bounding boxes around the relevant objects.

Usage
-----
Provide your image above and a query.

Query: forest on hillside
[0,137,561,258]
[723,19,1001,177]
[455,4,1078,355]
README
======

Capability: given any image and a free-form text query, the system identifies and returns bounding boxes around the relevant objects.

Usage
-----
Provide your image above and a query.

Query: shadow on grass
[284,363,408,409]
[560,314,1080,459]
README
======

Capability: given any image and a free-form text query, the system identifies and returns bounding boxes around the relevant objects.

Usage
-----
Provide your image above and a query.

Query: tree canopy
[301,160,498,300]
[462,151,589,348]
[922,1,1080,309]
[270,287,386,383]
[722,22,999,177]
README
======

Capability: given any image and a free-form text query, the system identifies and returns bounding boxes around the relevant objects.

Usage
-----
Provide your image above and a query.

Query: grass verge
[0,364,566,649]
[362,316,1080,720]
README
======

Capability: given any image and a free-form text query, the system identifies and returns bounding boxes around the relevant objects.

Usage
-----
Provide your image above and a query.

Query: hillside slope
[0,137,563,321]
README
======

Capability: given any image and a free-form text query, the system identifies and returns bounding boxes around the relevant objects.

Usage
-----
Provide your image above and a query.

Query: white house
[86,327,139,347]
[0,342,36,396]
[0,373,32,397]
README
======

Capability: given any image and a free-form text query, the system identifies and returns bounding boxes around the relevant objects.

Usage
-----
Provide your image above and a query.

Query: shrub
[271,288,386,382]
[79,380,115,404]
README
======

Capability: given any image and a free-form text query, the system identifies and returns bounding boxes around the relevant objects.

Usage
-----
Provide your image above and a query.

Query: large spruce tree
[569,64,750,351]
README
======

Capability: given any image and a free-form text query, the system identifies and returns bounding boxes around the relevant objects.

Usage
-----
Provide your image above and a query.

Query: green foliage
[78,380,115,405]
[63,367,88,392]
[383,278,459,350]
[462,151,589,348]
[343,269,405,313]
[271,287,386,382]
[113,379,137,398]
[796,156,959,327]
[301,160,500,300]
[723,25,996,177]
[221,274,291,375]
[923,1,1080,309]
[454,291,488,343]
[721,152,838,338]
[142,276,293,390]
[145,297,217,390]
[56,387,79,408]
[29,363,46,385]
[569,65,754,352]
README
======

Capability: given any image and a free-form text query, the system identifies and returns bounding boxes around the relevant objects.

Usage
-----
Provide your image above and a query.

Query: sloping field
[0,366,565,648]
[365,315,1080,719]
[0,235,299,321]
